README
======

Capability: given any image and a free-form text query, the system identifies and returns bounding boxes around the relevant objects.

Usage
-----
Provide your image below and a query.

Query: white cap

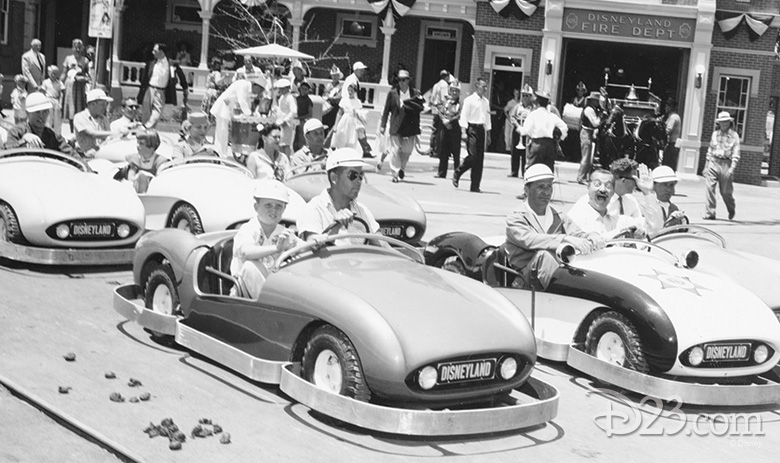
[253,179,289,203]
[652,165,678,183]
[273,78,291,89]
[397,69,410,79]
[303,118,324,134]
[248,74,267,88]
[26,92,53,113]
[524,164,555,183]
[86,89,113,103]
[352,61,368,71]
[326,148,367,171]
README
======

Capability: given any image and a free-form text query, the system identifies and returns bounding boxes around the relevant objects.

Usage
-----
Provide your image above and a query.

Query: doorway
[418,22,461,93]
[489,62,524,153]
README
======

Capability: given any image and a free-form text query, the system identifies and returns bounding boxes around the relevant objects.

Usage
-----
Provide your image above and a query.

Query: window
[716,75,750,138]
[166,1,202,31]
[335,14,377,47]
[0,0,9,44]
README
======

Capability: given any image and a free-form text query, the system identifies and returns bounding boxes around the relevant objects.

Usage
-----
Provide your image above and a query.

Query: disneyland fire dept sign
[563,8,695,42]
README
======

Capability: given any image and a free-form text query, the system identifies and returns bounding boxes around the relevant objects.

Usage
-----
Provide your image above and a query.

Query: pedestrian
[235,55,259,81]
[521,89,568,172]
[703,111,740,221]
[331,83,368,153]
[434,79,462,179]
[290,61,308,96]
[508,83,535,179]
[138,43,189,129]
[61,38,90,132]
[341,61,373,158]
[209,74,267,158]
[201,57,229,121]
[21,38,46,92]
[378,69,425,183]
[293,81,313,151]
[452,77,491,193]
[662,97,682,171]
[40,65,64,136]
[503,87,521,159]
[428,69,451,158]
[10,75,29,126]
[577,92,608,184]
[273,78,297,157]
[321,65,343,139]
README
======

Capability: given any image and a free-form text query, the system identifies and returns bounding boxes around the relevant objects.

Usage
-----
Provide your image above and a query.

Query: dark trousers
[455,124,485,191]
[430,114,442,155]
[527,137,557,172]
[437,124,461,177]
[662,143,679,171]
[510,131,525,176]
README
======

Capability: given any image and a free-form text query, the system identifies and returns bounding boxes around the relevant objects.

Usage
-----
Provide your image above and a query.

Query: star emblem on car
[639,269,709,296]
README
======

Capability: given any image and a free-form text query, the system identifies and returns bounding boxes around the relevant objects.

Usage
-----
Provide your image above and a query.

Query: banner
[716,12,773,42]
[88,0,114,39]
[489,0,540,19]
[367,0,416,19]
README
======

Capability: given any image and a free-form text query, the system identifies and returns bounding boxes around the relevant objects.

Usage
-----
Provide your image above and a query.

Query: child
[40,65,65,136]
[11,74,29,126]
[118,130,167,193]
[230,179,302,298]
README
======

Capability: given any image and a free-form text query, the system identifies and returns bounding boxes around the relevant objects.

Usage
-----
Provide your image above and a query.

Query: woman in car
[246,123,290,182]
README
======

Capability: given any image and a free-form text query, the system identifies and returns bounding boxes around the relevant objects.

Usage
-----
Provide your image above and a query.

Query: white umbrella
[233,43,314,61]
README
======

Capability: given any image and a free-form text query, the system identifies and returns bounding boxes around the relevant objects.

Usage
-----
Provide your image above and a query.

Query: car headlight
[499,357,518,380]
[405,225,416,239]
[56,224,70,239]
[418,366,437,390]
[117,224,131,238]
[682,250,699,269]
[688,346,704,366]
[754,344,769,364]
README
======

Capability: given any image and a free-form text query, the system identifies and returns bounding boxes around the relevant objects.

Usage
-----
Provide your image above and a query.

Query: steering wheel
[649,223,726,248]
[606,238,677,260]
[286,160,327,179]
[322,216,370,241]
[273,229,423,270]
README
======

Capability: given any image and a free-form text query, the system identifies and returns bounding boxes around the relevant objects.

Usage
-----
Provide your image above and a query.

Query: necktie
[618,196,624,215]
[37,53,43,70]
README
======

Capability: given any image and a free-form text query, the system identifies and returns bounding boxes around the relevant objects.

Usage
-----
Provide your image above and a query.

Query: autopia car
[425,231,780,406]
[113,228,559,435]
[0,149,145,265]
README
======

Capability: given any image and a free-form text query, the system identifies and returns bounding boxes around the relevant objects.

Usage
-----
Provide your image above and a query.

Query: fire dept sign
[563,8,695,43]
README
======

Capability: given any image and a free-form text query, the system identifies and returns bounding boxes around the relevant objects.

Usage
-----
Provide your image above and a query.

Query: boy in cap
[4,92,75,155]
[230,179,302,298]
[291,118,329,170]
[504,164,602,290]
[703,111,739,220]
[652,165,685,227]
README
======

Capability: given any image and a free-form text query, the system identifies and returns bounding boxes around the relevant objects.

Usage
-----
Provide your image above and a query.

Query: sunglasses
[346,170,365,181]
[125,105,139,109]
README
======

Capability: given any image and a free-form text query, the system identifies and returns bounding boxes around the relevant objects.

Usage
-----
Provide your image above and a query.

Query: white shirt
[459,92,491,130]
[429,79,450,115]
[210,79,254,120]
[568,195,642,239]
[149,58,170,89]
[341,73,360,100]
[110,116,136,133]
[520,106,568,140]
[231,219,299,277]
[608,192,664,234]
[298,189,380,245]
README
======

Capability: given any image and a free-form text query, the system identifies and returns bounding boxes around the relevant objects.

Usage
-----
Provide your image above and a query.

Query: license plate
[70,222,113,237]
[380,226,402,238]
[437,359,496,384]
[703,343,750,362]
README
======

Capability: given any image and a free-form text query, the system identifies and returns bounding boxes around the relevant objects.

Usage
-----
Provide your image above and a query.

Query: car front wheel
[169,203,204,234]
[143,263,181,341]
[0,202,23,243]
[585,311,649,373]
[301,325,371,402]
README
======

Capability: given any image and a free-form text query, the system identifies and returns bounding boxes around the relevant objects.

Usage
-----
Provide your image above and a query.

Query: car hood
[571,247,780,348]
[280,249,535,367]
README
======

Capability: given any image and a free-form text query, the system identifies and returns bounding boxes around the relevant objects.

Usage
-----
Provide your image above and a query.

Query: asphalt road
[2,151,779,462]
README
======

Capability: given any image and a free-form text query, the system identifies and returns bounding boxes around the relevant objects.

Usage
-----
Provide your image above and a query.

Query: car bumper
[0,241,134,266]
[113,284,177,336]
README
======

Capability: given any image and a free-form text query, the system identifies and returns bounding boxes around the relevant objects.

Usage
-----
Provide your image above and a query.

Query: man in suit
[652,165,685,226]
[504,164,601,290]
[21,38,46,91]
[137,43,189,129]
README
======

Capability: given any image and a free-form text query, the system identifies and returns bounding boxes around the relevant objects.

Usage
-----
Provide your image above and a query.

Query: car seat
[482,245,517,288]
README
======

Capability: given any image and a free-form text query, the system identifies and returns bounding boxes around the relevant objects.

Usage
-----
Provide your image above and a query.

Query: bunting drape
[367,0,416,18]
[489,0,540,19]
[716,12,774,42]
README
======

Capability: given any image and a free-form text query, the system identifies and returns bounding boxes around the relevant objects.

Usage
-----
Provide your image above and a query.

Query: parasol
[233,43,314,61]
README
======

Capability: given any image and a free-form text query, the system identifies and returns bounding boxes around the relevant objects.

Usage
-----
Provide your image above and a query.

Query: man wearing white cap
[298,147,382,246]
[73,88,117,157]
[521,89,568,172]
[703,111,740,220]
[172,112,217,159]
[4,92,75,155]
[504,164,602,290]
[231,179,303,298]
[508,83,535,179]
[291,118,329,170]
[652,165,685,227]
[273,78,297,156]
[341,61,367,101]
[210,74,268,158]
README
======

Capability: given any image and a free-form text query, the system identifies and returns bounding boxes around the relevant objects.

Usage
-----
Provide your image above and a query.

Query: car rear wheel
[0,202,23,243]
[301,325,371,402]
[585,311,649,373]
[169,203,204,235]
[441,256,466,275]
[143,263,180,341]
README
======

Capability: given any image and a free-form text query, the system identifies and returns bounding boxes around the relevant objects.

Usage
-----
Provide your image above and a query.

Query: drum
[562,103,583,131]
[230,119,261,155]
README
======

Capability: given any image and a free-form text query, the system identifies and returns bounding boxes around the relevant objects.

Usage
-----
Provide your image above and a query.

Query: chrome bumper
[0,241,134,266]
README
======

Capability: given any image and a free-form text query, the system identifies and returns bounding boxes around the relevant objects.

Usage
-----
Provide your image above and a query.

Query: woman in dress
[330,84,367,152]
[247,123,290,181]
[61,38,91,131]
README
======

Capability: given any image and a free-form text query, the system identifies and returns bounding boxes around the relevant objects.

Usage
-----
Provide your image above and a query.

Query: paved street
[1,146,779,462]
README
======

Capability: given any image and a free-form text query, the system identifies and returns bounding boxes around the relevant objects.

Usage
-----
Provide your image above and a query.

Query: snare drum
[230,119,260,154]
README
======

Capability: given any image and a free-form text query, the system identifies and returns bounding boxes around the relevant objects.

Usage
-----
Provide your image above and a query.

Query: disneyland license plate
[703,343,750,362]
[437,359,496,384]
[70,222,113,237]
[380,226,402,238]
